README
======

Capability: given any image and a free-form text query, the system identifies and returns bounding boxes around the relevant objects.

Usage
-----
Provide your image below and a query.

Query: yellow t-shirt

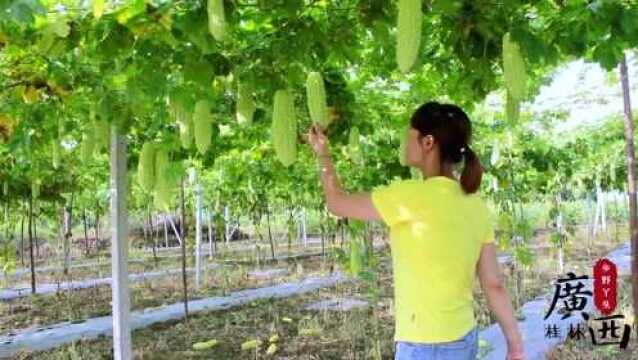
[371,176,494,343]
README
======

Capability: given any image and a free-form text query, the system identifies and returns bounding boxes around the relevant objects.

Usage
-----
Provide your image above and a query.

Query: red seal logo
[593,258,617,315]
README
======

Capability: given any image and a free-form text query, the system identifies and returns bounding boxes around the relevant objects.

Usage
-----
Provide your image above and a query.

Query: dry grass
[1,255,329,333]
[5,227,633,359]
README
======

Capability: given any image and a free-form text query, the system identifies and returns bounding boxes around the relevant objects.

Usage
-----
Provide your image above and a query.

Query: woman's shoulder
[378,177,419,189]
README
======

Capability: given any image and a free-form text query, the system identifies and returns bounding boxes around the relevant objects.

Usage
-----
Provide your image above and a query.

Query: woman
[307,101,526,360]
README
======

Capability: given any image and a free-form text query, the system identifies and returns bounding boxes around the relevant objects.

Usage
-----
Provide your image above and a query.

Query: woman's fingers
[307,126,319,152]
[315,124,325,137]
[306,124,328,155]
[314,126,327,142]
[311,124,323,136]
[506,352,526,360]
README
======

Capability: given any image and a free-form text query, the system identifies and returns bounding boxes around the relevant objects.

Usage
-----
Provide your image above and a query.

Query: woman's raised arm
[307,125,382,221]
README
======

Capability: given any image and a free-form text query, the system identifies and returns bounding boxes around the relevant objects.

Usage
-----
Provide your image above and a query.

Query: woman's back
[307,100,526,359]
[371,176,493,343]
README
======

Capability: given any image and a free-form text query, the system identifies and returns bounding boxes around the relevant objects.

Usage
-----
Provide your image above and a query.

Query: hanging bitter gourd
[194,100,212,155]
[490,141,501,167]
[93,118,109,152]
[502,33,527,101]
[236,83,256,126]
[396,0,422,73]
[80,130,94,163]
[208,0,226,41]
[138,142,156,193]
[52,139,60,169]
[171,100,193,150]
[89,106,109,152]
[505,90,520,123]
[31,178,40,199]
[180,114,193,150]
[160,160,185,211]
[153,147,171,210]
[348,126,360,150]
[271,89,297,167]
[57,116,64,139]
[306,72,330,130]
[398,127,409,166]
[348,126,363,164]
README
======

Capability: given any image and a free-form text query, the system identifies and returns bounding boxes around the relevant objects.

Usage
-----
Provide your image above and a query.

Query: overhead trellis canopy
[0,1,638,358]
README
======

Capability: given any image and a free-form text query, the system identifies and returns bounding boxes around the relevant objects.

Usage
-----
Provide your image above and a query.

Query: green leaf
[515,245,534,267]
[38,32,55,53]
[50,18,69,38]
[93,0,105,19]
[173,8,217,54]
[0,0,45,24]
[115,0,146,25]
[592,44,620,70]
[431,0,462,15]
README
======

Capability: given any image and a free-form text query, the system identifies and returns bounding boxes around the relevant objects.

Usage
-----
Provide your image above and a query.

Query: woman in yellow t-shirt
[307,101,525,360]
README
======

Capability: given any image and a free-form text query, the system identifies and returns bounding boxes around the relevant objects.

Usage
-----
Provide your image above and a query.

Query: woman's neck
[419,161,455,179]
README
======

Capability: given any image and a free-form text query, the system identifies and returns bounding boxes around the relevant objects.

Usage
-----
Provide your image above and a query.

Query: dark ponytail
[460,146,483,194]
[410,101,483,194]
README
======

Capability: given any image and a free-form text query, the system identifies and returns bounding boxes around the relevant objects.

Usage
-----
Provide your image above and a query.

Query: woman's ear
[420,134,435,151]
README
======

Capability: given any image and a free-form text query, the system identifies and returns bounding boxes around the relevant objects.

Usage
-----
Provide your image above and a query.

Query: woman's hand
[306,124,329,157]
[505,333,526,360]
[506,349,526,360]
